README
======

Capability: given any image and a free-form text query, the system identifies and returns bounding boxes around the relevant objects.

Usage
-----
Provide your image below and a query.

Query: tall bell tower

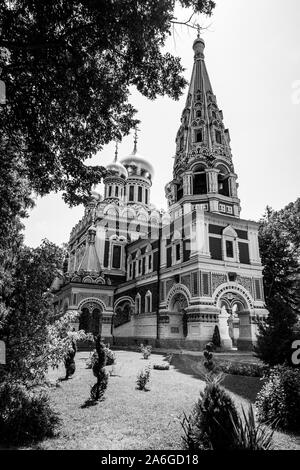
[165,31,241,218]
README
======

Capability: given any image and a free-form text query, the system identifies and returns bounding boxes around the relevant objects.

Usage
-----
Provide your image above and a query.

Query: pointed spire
[173,33,233,178]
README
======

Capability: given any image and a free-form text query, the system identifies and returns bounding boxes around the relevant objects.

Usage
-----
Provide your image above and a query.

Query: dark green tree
[0,239,65,381]
[255,202,300,365]
[0,0,215,206]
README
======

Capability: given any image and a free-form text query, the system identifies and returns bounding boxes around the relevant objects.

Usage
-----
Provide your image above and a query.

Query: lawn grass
[26,351,300,451]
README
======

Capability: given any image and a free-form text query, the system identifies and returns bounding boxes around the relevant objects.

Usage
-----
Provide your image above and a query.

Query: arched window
[193,165,207,195]
[135,294,141,314]
[196,110,201,118]
[215,129,222,144]
[176,181,183,202]
[127,256,133,280]
[145,291,152,313]
[129,186,134,201]
[217,165,230,197]
[79,308,90,332]
[145,244,153,273]
[112,244,122,269]
[195,129,203,143]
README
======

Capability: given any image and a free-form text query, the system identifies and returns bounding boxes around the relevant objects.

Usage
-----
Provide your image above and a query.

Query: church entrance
[169,293,189,338]
[218,292,251,349]
[79,301,103,336]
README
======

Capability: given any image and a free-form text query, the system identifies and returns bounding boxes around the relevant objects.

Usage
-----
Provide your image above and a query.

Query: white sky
[24,0,300,247]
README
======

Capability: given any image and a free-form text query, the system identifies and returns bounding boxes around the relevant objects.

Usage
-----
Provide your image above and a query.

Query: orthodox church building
[52,34,268,350]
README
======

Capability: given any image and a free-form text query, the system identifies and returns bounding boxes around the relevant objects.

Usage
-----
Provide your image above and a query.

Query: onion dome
[193,26,205,58]
[120,129,154,179]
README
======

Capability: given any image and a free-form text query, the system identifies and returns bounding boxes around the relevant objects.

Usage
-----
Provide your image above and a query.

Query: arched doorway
[78,301,103,336]
[218,292,249,348]
[169,293,189,338]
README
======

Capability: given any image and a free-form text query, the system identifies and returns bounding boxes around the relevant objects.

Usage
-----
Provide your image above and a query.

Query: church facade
[52,34,268,351]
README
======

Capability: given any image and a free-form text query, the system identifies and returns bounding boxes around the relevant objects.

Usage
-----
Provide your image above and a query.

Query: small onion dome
[193,36,205,56]
[106,160,128,179]
[121,150,154,179]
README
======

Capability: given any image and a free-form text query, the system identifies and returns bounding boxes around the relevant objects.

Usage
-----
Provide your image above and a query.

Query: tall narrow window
[129,186,134,201]
[176,243,181,261]
[112,245,122,269]
[215,130,222,144]
[135,295,141,314]
[108,186,112,197]
[193,173,207,195]
[115,186,119,197]
[195,129,203,143]
[145,292,152,314]
[138,186,143,202]
[148,255,152,271]
[177,182,183,201]
[226,241,234,258]
[145,189,149,205]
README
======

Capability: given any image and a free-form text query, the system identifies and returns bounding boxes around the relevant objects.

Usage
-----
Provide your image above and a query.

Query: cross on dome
[114,141,119,163]
[133,126,140,154]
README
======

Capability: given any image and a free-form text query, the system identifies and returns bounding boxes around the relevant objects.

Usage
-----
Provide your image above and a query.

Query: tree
[0,0,215,206]
[255,202,300,365]
[0,239,66,381]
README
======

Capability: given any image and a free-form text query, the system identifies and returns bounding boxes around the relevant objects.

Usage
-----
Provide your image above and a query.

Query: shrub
[136,366,151,391]
[181,375,240,450]
[203,343,215,372]
[104,346,116,366]
[64,338,77,379]
[181,375,273,450]
[0,380,59,446]
[89,336,108,402]
[228,405,273,450]
[90,370,108,401]
[153,364,170,371]
[216,361,267,378]
[86,345,115,369]
[255,295,299,366]
[255,365,300,432]
[212,326,221,349]
[140,344,152,360]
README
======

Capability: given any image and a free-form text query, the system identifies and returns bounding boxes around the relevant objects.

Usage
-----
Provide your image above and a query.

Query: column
[206,169,219,194]
[228,173,238,197]
[183,172,193,196]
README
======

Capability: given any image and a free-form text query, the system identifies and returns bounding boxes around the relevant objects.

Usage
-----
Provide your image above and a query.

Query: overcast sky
[24,0,300,247]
